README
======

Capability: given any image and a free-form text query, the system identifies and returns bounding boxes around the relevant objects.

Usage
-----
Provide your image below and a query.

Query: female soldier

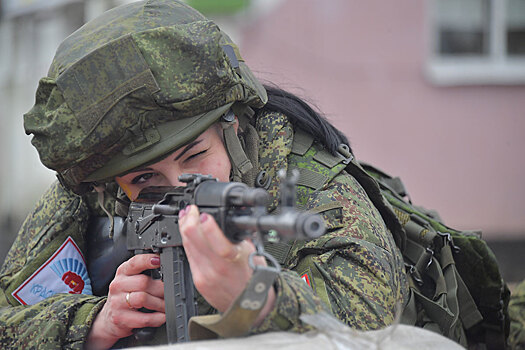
[0,1,408,348]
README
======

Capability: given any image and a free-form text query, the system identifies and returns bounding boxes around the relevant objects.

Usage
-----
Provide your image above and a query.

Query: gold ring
[125,292,134,309]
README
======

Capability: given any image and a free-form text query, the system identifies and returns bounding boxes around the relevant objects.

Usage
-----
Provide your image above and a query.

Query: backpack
[354,161,511,349]
[280,128,510,348]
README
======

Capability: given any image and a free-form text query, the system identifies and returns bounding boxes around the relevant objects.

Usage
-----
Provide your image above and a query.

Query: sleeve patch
[300,272,312,288]
[12,237,92,305]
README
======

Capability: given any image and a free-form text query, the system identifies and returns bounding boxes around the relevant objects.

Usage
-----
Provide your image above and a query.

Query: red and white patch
[301,272,312,288]
[12,237,92,305]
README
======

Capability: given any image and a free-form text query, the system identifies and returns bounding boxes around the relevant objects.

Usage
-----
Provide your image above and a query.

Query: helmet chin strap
[221,109,255,183]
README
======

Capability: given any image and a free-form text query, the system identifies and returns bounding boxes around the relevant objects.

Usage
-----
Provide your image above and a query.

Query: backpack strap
[362,162,510,349]
[287,128,407,256]
[289,128,351,194]
[264,129,350,265]
[291,129,408,251]
[344,159,407,252]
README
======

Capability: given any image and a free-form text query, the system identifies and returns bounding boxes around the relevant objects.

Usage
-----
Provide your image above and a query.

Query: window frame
[425,0,525,85]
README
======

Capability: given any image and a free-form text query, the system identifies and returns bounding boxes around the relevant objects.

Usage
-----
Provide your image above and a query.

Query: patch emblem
[12,237,92,305]
[301,272,312,288]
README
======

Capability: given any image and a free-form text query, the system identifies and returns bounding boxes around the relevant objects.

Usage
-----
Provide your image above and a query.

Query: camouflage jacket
[0,110,408,348]
[509,279,525,349]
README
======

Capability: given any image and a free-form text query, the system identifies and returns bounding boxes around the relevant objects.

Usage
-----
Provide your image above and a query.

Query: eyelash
[131,172,155,185]
[184,150,207,162]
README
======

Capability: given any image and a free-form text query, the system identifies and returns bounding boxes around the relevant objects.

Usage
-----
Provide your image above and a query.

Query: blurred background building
[1,0,524,283]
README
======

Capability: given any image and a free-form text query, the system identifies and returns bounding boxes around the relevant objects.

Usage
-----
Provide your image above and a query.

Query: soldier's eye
[185,150,207,162]
[131,172,156,184]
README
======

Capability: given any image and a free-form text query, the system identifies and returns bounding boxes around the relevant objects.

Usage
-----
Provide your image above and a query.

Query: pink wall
[240,0,525,238]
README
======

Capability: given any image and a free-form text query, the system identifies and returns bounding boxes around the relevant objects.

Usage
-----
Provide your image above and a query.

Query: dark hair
[260,85,351,156]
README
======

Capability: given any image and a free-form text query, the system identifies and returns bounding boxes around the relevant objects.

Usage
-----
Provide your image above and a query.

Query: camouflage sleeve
[509,279,525,349]
[0,181,106,349]
[252,171,408,333]
[250,270,329,334]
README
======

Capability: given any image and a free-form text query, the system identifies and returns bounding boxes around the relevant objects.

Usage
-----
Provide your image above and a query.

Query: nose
[165,172,185,187]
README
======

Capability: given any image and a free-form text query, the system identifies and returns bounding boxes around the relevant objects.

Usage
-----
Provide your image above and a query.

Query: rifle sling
[188,265,278,339]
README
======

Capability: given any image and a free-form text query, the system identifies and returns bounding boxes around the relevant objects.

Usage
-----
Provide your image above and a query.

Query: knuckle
[127,256,139,270]
[138,315,159,328]
[192,274,206,291]
[217,247,231,260]
[109,311,124,326]
[108,279,122,294]
[193,271,215,292]
[117,256,140,275]
[115,263,126,276]
[181,222,198,236]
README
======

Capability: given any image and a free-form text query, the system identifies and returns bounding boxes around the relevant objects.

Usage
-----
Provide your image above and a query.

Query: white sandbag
[135,312,464,350]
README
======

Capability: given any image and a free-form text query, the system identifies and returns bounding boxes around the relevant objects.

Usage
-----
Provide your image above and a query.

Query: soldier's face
[116,124,232,201]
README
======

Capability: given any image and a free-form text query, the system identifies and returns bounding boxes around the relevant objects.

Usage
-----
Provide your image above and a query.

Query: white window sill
[425,58,525,86]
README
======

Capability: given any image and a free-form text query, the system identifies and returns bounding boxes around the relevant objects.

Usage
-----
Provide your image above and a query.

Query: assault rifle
[88,171,325,344]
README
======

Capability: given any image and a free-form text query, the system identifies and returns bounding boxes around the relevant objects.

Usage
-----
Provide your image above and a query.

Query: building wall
[0,0,276,264]
[240,0,525,238]
[0,0,134,264]
[1,0,523,267]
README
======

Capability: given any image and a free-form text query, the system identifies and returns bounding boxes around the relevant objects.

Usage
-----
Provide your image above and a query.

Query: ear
[233,115,240,134]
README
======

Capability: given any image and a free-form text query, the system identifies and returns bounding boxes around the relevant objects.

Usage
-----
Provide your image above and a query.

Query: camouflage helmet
[24,0,267,194]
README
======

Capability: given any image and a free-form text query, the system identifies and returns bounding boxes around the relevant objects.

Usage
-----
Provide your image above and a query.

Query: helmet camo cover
[24,0,267,193]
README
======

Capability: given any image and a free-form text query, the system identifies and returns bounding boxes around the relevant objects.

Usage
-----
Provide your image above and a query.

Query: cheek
[200,152,231,182]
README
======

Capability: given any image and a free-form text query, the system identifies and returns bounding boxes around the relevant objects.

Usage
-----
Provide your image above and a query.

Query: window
[426,0,525,85]
[1,0,82,18]
[507,0,525,55]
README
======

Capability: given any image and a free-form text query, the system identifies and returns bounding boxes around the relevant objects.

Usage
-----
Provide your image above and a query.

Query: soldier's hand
[178,205,275,320]
[86,254,165,350]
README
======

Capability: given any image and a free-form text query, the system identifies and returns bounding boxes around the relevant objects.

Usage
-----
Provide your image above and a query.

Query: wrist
[253,286,276,326]
[85,311,121,350]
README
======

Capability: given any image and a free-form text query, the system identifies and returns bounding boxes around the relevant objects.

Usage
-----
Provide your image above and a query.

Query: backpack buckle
[337,144,353,164]
[437,231,461,253]
[426,247,434,268]
[405,263,424,286]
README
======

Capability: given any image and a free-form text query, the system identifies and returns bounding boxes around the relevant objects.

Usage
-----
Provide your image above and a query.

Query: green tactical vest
[266,128,510,350]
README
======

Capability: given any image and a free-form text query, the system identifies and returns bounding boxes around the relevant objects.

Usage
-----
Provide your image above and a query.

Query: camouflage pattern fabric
[23,0,266,194]
[252,111,408,333]
[0,182,107,349]
[510,280,525,349]
[0,111,408,347]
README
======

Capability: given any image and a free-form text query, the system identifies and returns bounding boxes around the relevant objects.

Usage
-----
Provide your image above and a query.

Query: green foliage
[185,0,250,15]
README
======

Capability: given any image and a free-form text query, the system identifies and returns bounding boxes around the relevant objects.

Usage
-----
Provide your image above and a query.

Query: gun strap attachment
[188,263,279,340]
